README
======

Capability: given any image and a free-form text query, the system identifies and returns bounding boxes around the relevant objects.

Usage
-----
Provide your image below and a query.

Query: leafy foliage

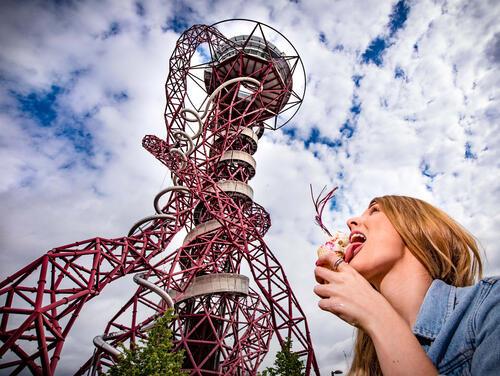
[259,337,305,376]
[107,309,187,376]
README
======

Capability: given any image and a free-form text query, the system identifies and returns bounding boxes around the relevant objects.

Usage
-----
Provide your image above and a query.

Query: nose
[346,216,360,230]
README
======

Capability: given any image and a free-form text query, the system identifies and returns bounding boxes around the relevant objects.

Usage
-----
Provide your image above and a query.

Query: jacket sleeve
[470,278,500,375]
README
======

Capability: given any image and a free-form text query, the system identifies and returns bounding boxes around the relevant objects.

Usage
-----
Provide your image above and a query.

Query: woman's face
[345,201,407,284]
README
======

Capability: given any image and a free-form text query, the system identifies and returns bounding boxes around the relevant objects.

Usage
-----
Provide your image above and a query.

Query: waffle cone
[317,248,345,259]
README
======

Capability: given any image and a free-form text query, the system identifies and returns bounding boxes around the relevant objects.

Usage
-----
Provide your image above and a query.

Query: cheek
[383,233,405,254]
[386,229,406,255]
[372,236,406,264]
[375,219,406,255]
[349,236,405,272]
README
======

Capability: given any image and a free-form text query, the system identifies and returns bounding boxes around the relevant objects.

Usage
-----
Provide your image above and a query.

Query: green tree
[107,309,187,376]
[260,337,305,376]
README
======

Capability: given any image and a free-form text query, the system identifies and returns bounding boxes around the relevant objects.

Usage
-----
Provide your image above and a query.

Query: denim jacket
[412,277,500,375]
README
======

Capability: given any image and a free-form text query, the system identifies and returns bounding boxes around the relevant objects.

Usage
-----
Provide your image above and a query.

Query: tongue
[344,242,363,263]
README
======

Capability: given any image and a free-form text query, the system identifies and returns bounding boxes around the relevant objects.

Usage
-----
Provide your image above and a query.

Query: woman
[313,195,499,375]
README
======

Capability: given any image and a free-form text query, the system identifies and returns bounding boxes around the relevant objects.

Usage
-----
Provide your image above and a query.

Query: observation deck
[204,35,293,122]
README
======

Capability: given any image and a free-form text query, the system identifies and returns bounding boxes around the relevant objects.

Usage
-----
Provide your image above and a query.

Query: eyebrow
[368,199,377,208]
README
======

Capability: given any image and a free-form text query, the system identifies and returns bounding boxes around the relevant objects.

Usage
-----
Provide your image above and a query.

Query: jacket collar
[412,279,456,340]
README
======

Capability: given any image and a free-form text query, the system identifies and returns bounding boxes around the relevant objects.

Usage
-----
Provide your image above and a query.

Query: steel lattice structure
[0,20,320,375]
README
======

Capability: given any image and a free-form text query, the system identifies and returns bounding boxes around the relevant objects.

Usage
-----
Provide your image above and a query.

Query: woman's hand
[313,252,389,330]
[314,252,439,375]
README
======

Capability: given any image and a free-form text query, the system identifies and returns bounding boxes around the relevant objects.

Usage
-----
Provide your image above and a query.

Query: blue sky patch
[304,128,321,148]
[283,126,343,150]
[465,142,477,160]
[319,32,327,44]
[420,160,437,179]
[196,46,211,63]
[350,102,361,115]
[13,83,98,161]
[283,126,296,139]
[339,121,355,138]
[361,0,410,66]
[389,0,410,35]
[56,118,94,156]
[329,194,338,211]
[395,66,405,79]
[338,95,361,139]
[352,75,363,87]
[135,1,145,17]
[304,128,343,149]
[111,90,129,103]
[19,165,37,188]
[163,3,194,34]
[15,85,62,127]
[289,93,360,150]
[318,32,344,52]
[420,160,437,191]
[163,15,190,33]
[361,37,387,66]
[102,21,121,39]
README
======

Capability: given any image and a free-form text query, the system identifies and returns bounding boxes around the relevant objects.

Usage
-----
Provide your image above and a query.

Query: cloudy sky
[1,0,499,374]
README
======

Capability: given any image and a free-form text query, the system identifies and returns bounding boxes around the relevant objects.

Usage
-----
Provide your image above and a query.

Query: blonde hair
[348,195,483,376]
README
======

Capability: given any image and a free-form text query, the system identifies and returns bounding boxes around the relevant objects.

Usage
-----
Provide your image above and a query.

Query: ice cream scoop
[316,231,349,259]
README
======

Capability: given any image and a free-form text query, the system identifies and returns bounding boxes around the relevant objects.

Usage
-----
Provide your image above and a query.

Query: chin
[348,257,365,273]
[349,258,375,280]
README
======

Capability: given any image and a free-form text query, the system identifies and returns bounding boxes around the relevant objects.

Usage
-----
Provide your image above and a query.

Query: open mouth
[344,232,366,263]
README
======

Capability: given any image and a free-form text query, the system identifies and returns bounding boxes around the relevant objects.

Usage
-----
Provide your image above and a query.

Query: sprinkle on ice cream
[317,231,349,258]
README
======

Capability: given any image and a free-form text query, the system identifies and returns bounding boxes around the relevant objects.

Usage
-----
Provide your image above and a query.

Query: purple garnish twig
[310,185,338,238]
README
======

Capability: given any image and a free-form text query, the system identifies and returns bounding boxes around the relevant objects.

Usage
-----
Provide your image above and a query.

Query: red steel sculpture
[0,20,320,375]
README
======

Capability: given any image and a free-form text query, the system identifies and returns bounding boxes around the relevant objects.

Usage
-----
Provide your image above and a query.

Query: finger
[315,275,325,284]
[316,252,340,267]
[315,255,337,283]
[317,253,350,272]
[337,314,357,327]
[318,298,332,312]
[314,266,342,283]
[314,266,330,284]
[313,283,335,299]
[332,257,345,272]
[318,298,343,314]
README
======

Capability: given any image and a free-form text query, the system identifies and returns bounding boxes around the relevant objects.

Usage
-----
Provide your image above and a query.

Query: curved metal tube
[172,130,195,156]
[168,148,188,170]
[171,173,181,186]
[170,77,262,178]
[179,77,262,140]
[92,332,124,358]
[153,186,190,214]
[133,272,175,309]
[128,214,176,237]
[204,77,262,118]
[180,108,204,139]
[91,274,175,373]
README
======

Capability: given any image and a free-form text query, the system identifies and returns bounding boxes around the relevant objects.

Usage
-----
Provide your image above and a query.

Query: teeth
[351,233,366,243]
